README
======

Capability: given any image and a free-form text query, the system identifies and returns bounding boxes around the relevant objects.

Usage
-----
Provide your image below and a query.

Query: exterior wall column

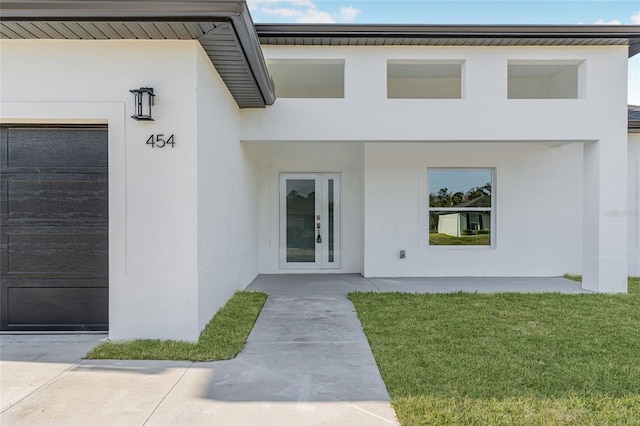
[583,138,628,292]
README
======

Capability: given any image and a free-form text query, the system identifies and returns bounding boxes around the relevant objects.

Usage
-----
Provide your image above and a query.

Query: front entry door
[280,173,341,269]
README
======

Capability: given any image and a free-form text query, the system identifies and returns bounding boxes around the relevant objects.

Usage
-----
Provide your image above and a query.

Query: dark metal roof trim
[256,24,640,57]
[0,1,276,108]
[255,23,640,37]
[0,1,245,18]
[228,7,275,106]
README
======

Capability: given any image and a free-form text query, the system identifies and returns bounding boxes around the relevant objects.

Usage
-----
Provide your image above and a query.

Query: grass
[350,278,640,425]
[563,273,583,283]
[429,232,491,246]
[86,291,267,361]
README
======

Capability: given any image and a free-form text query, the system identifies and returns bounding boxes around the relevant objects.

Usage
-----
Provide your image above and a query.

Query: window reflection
[428,169,493,246]
[286,180,316,262]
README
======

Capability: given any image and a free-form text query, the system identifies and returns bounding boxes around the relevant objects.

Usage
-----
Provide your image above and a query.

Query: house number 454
[146,134,175,148]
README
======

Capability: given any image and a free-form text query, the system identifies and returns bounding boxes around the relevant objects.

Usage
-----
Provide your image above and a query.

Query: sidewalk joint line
[340,400,396,424]
[142,362,193,425]
[0,360,80,414]
[365,277,382,291]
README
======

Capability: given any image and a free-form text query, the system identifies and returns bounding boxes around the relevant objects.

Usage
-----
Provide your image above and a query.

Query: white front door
[279,173,341,269]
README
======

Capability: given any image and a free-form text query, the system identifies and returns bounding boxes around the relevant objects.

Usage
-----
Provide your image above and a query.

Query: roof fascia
[0,1,276,106]
[255,23,640,37]
[0,1,245,19]
[256,24,640,57]
[230,7,276,105]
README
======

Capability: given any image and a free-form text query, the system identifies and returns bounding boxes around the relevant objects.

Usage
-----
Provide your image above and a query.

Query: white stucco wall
[363,142,583,276]
[0,39,248,340]
[1,37,632,334]
[243,44,628,291]
[630,134,640,276]
[242,45,627,143]
[195,48,258,332]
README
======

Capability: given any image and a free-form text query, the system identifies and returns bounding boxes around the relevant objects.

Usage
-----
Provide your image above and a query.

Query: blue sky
[248,0,640,104]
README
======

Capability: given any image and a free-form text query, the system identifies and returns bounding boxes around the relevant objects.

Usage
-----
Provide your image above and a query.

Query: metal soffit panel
[0,20,268,108]
[259,36,629,48]
[0,20,218,39]
[200,24,264,108]
[0,1,275,108]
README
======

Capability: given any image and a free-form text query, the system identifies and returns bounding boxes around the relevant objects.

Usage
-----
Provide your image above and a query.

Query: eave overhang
[0,1,276,108]
[256,24,640,58]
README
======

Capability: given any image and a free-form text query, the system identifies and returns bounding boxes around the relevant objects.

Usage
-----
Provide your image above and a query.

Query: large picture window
[428,168,494,246]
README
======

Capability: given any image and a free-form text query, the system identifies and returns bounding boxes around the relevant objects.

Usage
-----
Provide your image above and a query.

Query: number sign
[146,134,175,148]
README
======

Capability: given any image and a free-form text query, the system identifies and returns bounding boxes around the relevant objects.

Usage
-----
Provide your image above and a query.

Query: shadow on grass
[86,291,267,362]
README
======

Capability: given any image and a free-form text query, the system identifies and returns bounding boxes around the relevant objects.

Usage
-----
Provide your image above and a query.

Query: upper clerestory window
[267,59,345,98]
[387,60,464,99]
[508,60,584,99]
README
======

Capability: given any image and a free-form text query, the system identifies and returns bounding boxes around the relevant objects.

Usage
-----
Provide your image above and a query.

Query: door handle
[316,222,322,243]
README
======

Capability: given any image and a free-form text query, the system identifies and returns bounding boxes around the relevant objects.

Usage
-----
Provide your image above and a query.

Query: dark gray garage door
[1,126,108,331]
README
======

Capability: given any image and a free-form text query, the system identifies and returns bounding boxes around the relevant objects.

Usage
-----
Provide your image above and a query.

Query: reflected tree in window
[286,181,316,262]
[428,170,493,246]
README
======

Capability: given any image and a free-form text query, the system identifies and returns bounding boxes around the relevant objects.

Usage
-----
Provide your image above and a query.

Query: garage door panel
[5,177,108,222]
[0,126,108,331]
[4,128,107,170]
[6,287,108,328]
[4,230,108,275]
[1,277,108,288]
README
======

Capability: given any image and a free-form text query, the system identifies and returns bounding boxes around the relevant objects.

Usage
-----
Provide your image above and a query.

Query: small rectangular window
[267,59,344,98]
[428,169,494,246]
[508,60,584,99]
[387,60,464,99]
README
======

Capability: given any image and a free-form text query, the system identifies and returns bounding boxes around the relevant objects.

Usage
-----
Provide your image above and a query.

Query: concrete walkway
[1,275,399,426]
[1,274,585,425]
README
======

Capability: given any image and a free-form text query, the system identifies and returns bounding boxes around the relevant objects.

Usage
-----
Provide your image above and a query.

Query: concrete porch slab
[246,273,377,295]
[368,276,590,294]
[247,274,589,295]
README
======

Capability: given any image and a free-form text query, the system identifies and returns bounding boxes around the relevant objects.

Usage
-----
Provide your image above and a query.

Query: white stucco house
[1,1,639,341]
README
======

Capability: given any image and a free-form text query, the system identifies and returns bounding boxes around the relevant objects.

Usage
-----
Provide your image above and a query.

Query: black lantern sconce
[130,87,155,121]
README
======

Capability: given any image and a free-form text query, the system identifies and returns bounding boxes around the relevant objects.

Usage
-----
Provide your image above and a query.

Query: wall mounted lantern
[130,87,155,121]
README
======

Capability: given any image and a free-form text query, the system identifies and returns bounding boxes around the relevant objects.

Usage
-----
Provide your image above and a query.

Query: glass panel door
[280,173,340,269]
[285,178,317,263]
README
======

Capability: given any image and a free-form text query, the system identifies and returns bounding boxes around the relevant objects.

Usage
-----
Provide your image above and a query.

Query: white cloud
[262,7,306,18]
[261,5,335,23]
[248,0,360,24]
[297,9,335,23]
[290,0,317,7]
[591,11,640,26]
[338,6,361,22]
[594,19,622,25]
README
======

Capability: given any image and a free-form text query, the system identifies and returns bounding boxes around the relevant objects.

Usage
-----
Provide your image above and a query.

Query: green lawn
[429,232,490,246]
[86,291,267,361]
[350,278,640,425]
